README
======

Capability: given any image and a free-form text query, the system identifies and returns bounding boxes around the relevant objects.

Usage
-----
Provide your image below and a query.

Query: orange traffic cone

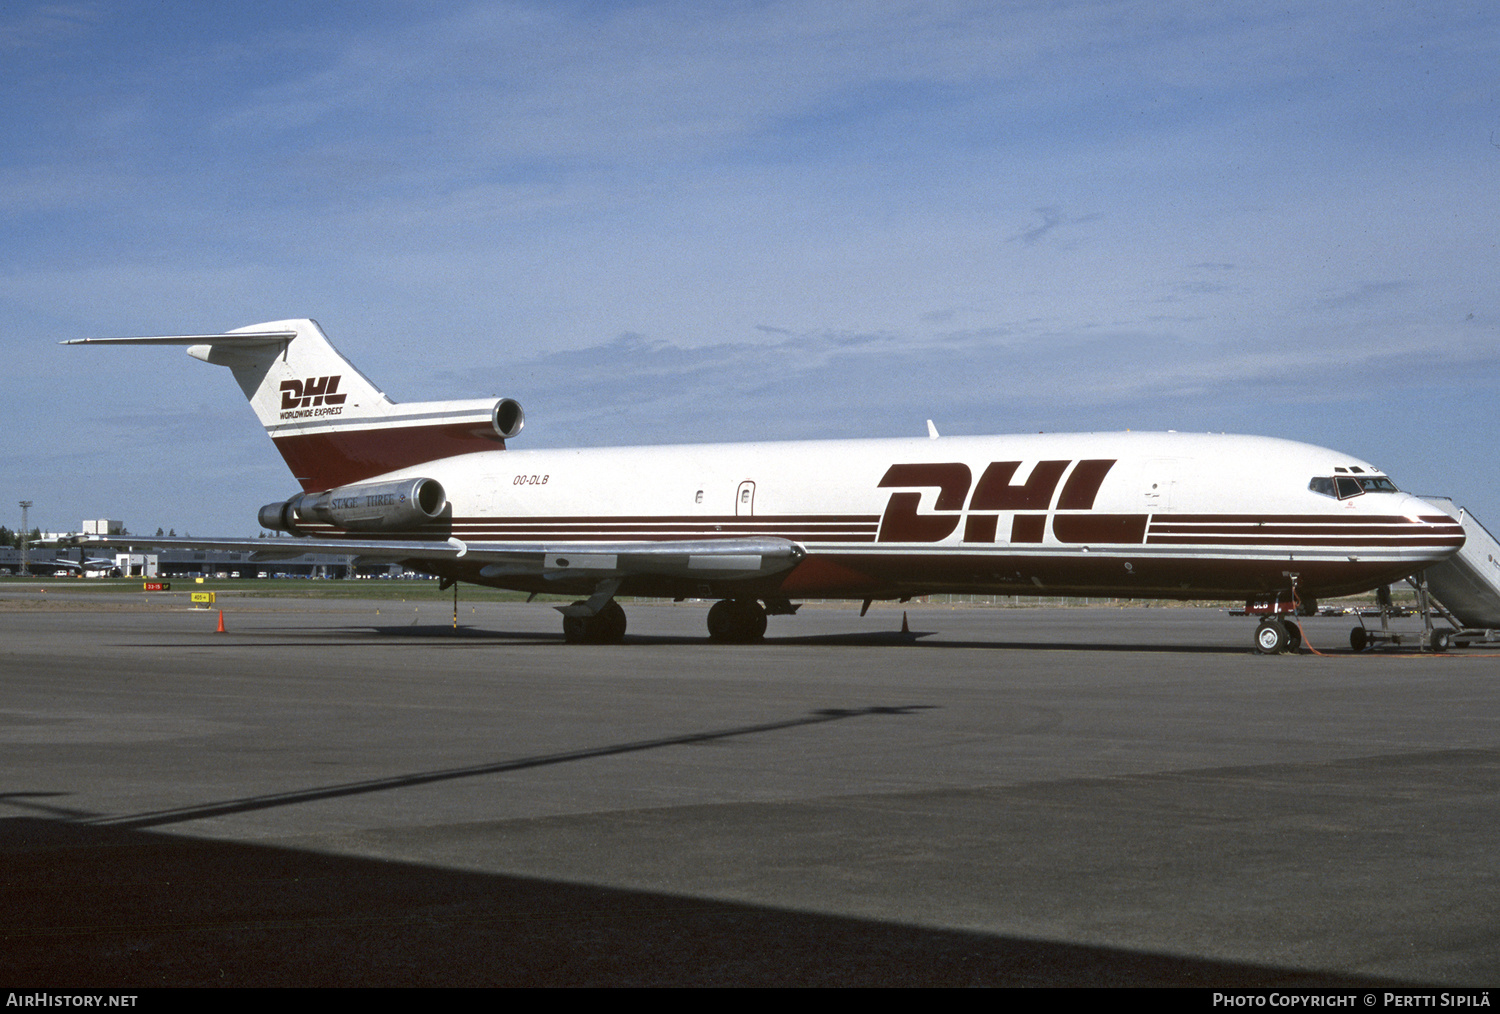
[216,609,226,633]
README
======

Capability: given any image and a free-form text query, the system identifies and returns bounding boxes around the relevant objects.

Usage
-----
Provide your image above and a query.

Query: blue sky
[3,1,1498,536]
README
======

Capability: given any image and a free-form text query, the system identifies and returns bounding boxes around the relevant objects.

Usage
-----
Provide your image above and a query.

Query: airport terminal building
[0,520,404,579]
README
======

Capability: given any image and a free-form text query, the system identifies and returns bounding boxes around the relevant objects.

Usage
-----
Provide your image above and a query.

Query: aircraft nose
[1401,494,1466,555]
[1404,493,1456,523]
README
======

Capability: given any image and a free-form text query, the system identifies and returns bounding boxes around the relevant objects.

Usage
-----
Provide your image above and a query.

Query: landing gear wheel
[706,598,767,642]
[562,600,628,644]
[595,600,627,644]
[1255,617,1290,655]
[563,607,589,645]
[743,600,768,640]
[1284,621,1303,652]
[1350,626,1368,652]
[1429,627,1454,653]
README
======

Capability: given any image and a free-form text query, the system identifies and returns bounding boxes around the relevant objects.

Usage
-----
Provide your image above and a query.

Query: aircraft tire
[1254,617,1289,655]
[706,599,766,642]
[746,600,768,640]
[1284,621,1303,652]
[562,601,627,644]
[1350,626,1368,652]
[706,600,732,641]
[595,600,627,644]
[563,606,589,645]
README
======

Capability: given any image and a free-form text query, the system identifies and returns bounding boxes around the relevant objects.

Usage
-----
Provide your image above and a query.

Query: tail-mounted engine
[492,398,524,439]
[258,477,447,534]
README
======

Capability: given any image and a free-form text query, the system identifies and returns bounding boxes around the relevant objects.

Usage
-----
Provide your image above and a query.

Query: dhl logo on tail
[280,376,348,411]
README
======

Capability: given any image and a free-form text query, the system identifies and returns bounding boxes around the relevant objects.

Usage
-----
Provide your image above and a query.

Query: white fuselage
[347,431,1462,603]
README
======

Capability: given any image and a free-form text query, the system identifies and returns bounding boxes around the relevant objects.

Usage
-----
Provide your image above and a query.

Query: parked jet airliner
[66,319,1465,652]
[46,556,125,578]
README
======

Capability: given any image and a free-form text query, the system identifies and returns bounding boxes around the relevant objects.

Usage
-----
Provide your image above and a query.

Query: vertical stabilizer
[190,318,392,431]
[66,319,524,491]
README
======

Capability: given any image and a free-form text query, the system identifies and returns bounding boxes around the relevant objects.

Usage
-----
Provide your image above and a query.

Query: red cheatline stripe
[1145,535,1464,547]
[446,522,879,531]
[1149,524,1463,536]
[280,527,880,544]
[445,514,882,524]
[1164,516,1446,522]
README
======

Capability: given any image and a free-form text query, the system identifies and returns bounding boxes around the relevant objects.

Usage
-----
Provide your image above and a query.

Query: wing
[59,533,804,582]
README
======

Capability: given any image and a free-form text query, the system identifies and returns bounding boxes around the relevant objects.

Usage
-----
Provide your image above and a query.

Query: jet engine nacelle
[259,477,447,533]
[492,397,524,439]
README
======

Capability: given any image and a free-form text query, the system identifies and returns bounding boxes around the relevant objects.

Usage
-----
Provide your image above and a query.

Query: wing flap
[58,533,465,562]
[60,534,804,581]
[477,538,804,581]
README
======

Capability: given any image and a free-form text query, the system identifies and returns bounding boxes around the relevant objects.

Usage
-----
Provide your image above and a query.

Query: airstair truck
[1407,497,1500,648]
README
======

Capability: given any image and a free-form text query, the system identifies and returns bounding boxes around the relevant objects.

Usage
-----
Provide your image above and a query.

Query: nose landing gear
[1254,616,1297,654]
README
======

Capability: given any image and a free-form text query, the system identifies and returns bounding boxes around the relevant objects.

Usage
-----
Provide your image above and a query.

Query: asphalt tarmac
[1,587,1496,986]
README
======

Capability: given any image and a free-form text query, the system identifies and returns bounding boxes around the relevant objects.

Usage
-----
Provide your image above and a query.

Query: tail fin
[66,319,523,491]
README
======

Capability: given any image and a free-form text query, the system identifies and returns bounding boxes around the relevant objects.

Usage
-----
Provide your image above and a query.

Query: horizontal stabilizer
[62,331,296,347]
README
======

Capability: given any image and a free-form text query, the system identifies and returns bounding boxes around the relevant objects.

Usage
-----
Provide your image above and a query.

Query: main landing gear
[706,598,768,643]
[561,599,627,644]
[559,596,774,644]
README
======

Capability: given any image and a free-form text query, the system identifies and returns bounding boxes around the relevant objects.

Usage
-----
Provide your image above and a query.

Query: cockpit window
[1335,476,1363,498]
[1310,475,1399,499]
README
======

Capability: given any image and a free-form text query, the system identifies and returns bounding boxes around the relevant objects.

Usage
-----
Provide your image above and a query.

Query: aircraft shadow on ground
[79,706,935,830]
[118,626,1272,655]
[364,623,1251,653]
[118,618,1262,653]
[0,815,1408,988]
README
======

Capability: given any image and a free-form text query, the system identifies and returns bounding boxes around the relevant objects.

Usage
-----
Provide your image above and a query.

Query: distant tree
[168,529,176,537]
[0,526,13,549]
[156,528,164,536]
